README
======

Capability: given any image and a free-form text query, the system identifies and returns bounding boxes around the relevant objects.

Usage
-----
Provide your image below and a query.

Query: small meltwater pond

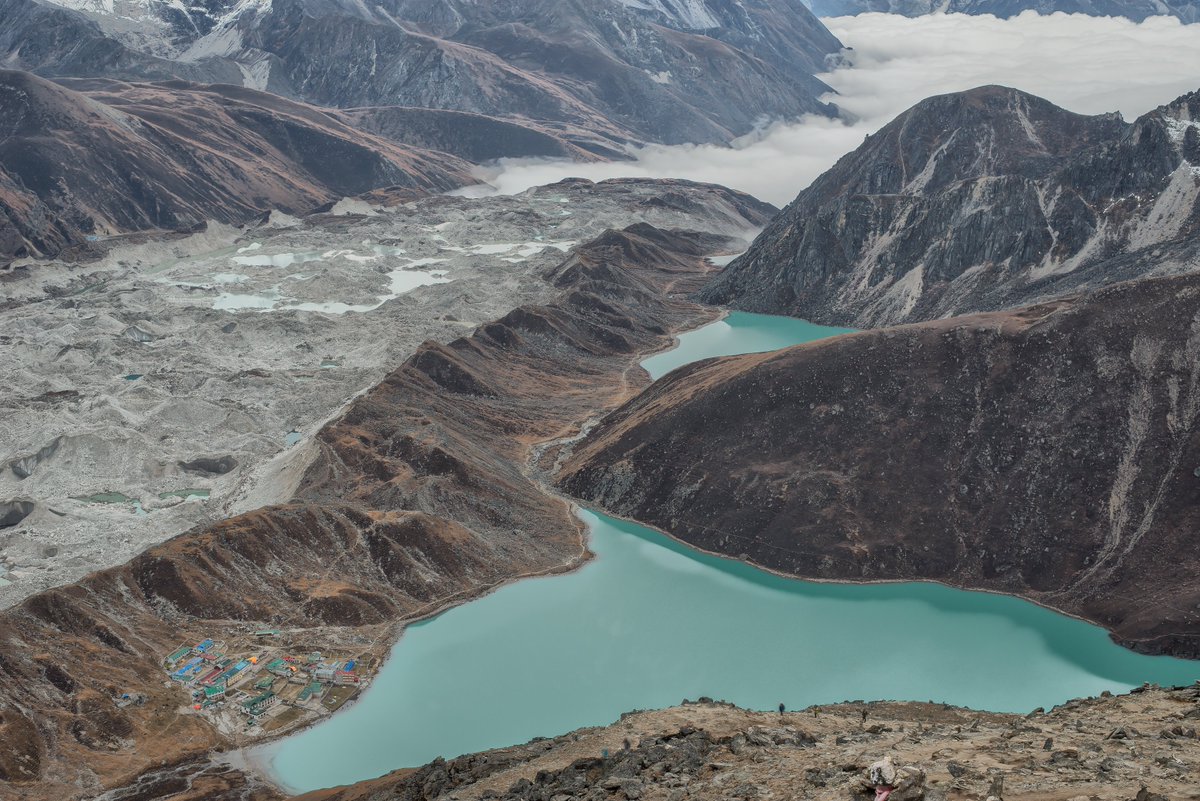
[261,311,1199,793]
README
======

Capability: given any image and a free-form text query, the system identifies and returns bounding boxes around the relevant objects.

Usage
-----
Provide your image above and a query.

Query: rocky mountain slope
[2,0,843,146]
[561,271,1200,657]
[805,0,1200,23]
[0,219,752,800]
[301,689,1200,801]
[703,85,1200,327]
[0,70,475,265]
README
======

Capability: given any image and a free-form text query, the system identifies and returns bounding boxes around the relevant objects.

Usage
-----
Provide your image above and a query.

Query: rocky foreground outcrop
[301,687,1200,801]
[561,272,1200,656]
[0,222,743,800]
[703,86,1200,327]
[0,71,475,266]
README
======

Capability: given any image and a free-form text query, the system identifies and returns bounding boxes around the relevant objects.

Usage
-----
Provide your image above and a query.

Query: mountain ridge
[2,0,845,146]
[703,84,1200,327]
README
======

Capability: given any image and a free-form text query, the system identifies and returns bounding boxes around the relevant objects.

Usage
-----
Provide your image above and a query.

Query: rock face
[1,0,842,146]
[703,86,1200,327]
[0,70,474,265]
[561,272,1200,656]
[805,0,1200,23]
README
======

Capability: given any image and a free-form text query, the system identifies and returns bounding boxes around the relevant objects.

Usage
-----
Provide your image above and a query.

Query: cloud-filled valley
[466,12,1200,206]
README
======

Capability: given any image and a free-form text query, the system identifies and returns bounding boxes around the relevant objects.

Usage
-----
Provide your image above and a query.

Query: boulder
[852,756,927,801]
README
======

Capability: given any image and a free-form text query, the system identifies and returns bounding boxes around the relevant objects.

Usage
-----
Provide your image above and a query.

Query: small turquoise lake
[263,311,1199,793]
[641,311,855,380]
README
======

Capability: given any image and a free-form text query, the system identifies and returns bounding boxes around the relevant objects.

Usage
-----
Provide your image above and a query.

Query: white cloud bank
[463,12,1200,207]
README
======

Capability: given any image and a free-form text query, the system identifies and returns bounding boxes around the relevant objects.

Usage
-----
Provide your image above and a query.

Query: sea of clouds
[463,12,1200,206]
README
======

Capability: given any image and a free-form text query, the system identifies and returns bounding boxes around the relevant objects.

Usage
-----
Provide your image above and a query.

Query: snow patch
[1164,116,1200,146]
[616,0,720,30]
[904,131,957,194]
[863,264,925,321]
[41,0,115,14]
[1013,96,1045,151]
[1129,162,1200,248]
[179,0,272,61]
[238,57,272,91]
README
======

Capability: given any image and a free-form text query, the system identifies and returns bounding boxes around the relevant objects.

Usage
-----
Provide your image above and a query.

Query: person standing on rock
[778,702,786,718]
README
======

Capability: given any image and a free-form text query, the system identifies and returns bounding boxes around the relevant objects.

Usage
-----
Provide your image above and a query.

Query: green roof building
[165,646,192,667]
[242,691,278,716]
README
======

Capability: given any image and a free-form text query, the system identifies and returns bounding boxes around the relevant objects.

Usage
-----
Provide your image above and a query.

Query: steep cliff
[562,272,1200,656]
[703,86,1200,327]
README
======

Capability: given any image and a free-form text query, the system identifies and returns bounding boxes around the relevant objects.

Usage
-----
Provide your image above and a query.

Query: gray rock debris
[852,756,929,801]
[0,178,771,609]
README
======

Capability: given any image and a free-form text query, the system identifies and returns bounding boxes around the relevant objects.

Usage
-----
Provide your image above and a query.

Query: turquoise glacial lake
[263,312,1199,792]
[641,311,855,380]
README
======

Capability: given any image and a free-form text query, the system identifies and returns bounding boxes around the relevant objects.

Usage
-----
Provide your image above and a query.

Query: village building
[242,691,278,716]
[334,670,360,686]
[164,646,192,668]
[267,658,296,678]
